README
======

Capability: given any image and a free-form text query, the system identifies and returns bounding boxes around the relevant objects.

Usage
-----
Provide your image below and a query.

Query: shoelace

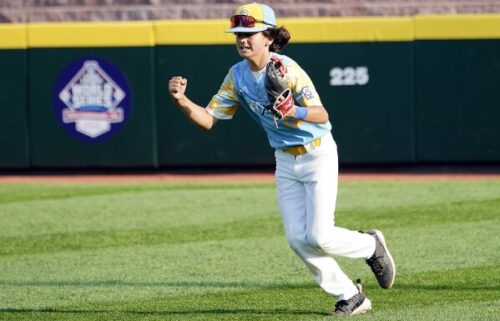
[334,280,365,314]
[335,292,363,313]
[367,255,384,276]
[334,300,350,312]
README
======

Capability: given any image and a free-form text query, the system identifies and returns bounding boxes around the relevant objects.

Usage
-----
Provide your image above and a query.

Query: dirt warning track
[0,171,499,184]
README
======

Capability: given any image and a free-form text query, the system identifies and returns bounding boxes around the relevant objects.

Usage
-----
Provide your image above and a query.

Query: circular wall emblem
[54,57,131,142]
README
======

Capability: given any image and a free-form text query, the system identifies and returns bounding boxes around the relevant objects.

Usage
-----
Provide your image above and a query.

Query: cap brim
[225,26,269,33]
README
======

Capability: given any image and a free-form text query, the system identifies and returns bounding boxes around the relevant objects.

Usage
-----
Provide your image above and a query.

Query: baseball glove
[264,56,294,120]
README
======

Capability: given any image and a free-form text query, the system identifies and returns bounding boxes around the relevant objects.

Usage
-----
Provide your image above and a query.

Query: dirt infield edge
[0,171,499,184]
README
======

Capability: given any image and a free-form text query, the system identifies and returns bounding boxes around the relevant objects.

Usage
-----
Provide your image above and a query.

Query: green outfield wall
[0,25,29,168]
[415,39,500,162]
[27,23,158,168]
[0,15,499,168]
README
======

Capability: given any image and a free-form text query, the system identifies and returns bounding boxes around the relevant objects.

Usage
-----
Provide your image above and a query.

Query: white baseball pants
[275,133,376,301]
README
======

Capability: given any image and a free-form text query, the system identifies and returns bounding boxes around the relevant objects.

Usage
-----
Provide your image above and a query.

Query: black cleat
[329,280,372,316]
[365,230,396,289]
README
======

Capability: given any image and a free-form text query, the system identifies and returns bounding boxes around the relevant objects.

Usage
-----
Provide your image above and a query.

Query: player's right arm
[168,76,218,131]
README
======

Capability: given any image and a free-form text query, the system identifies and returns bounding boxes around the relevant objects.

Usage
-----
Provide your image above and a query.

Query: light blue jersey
[206,53,332,149]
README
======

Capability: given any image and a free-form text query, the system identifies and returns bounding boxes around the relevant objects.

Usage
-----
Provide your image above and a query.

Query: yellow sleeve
[206,69,240,120]
[288,62,323,107]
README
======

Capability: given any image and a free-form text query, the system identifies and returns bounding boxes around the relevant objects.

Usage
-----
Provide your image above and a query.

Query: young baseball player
[168,2,396,316]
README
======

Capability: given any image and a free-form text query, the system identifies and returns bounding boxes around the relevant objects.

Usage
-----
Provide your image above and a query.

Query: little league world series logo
[54,57,130,142]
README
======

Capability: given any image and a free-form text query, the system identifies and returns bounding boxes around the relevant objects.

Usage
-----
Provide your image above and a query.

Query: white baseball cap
[226,2,276,33]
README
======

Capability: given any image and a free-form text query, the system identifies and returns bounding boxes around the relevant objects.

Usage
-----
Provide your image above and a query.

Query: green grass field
[0,178,499,321]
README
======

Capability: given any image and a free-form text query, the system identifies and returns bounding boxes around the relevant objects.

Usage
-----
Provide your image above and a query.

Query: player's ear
[262,30,274,48]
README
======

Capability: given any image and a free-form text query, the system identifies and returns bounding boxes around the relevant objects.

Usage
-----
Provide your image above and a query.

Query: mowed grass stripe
[1,198,498,256]
[1,302,497,321]
[1,181,497,239]
[0,183,273,204]
[1,180,498,205]
[0,185,277,238]
[0,215,283,256]
[338,196,500,229]
[2,265,495,321]
[74,265,500,308]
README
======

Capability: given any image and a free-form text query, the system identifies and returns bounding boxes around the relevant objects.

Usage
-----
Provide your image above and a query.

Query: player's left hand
[265,56,294,120]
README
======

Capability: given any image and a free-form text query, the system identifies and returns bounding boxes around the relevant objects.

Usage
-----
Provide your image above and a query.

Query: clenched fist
[168,76,187,101]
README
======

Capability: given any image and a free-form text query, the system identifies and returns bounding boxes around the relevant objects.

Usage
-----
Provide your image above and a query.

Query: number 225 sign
[329,66,369,86]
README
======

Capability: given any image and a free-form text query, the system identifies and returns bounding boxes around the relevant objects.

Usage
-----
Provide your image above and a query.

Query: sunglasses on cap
[230,15,276,29]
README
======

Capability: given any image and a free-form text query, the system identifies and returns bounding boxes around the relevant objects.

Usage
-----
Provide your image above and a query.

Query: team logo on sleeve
[301,86,315,100]
[54,57,130,142]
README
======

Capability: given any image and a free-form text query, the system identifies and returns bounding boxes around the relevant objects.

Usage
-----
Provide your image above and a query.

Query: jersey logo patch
[301,86,314,100]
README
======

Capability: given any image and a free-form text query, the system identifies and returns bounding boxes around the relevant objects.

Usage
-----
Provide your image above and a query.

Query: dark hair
[263,26,291,52]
